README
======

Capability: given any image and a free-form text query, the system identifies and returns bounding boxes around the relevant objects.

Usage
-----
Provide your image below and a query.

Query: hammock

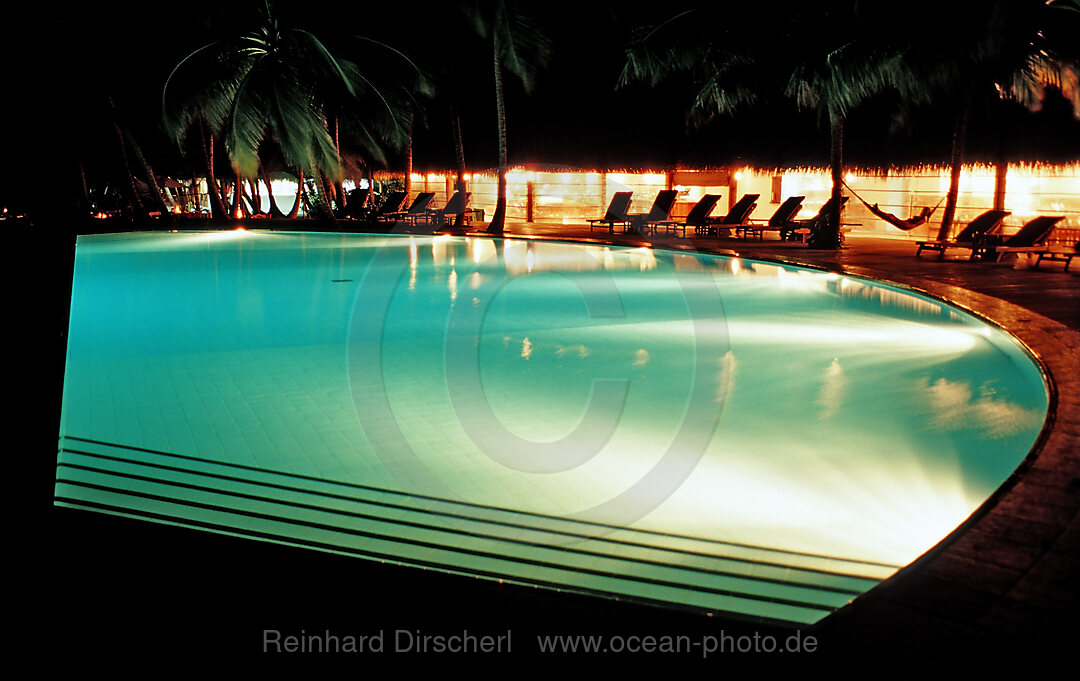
[843,180,946,231]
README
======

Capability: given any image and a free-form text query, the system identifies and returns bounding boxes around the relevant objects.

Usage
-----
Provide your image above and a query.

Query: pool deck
[450,222,1080,661]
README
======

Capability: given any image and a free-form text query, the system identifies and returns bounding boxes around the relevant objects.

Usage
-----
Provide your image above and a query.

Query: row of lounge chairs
[363,191,473,228]
[915,210,1072,270]
[363,192,1075,271]
[914,210,1011,260]
[588,190,844,240]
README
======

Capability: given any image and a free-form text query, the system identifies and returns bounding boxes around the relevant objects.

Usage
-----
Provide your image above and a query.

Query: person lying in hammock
[841,179,944,232]
[867,203,934,231]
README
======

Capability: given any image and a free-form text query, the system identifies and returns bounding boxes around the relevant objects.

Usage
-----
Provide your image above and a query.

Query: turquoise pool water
[55,231,1049,625]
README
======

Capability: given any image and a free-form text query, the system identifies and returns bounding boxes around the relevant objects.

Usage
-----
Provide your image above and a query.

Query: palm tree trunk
[367,164,375,215]
[191,171,199,213]
[107,95,148,225]
[317,172,340,227]
[261,165,285,218]
[200,123,229,219]
[244,178,261,215]
[230,172,242,218]
[77,158,90,218]
[938,92,972,241]
[333,117,345,214]
[286,169,303,219]
[487,29,508,234]
[405,114,413,197]
[452,110,468,229]
[993,160,1007,212]
[813,108,844,250]
[124,128,170,219]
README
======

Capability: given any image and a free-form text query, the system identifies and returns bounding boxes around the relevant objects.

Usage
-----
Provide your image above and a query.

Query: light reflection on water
[59,231,1049,620]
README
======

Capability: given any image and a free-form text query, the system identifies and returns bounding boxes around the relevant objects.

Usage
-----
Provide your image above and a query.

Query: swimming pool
[55,231,1049,625]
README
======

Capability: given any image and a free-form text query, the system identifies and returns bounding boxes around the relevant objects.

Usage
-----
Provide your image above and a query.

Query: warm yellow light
[729,318,978,352]
[629,247,657,271]
[734,172,743,181]
[470,238,496,264]
[845,172,857,183]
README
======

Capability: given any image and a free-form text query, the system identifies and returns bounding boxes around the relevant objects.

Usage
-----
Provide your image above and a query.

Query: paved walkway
[454,222,1080,663]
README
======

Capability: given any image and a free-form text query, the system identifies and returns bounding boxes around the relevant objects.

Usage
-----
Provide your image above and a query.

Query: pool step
[55,436,892,626]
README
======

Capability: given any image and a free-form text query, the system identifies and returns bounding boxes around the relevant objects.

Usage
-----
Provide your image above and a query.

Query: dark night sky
[2,0,1079,216]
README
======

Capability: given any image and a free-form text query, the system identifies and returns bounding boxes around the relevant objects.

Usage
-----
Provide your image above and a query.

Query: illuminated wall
[179,164,1077,240]
[407,170,669,224]
[797,165,1080,241]
[390,164,1078,240]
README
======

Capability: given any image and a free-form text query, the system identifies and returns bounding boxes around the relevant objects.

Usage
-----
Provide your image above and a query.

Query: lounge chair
[992,215,1067,265]
[699,194,759,237]
[363,190,406,221]
[782,196,849,242]
[589,192,633,233]
[737,196,805,239]
[419,191,471,228]
[628,190,679,234]
[1025,240,1076,271]
[992,216,1064,258]
[380,192,435,223]
[655,194,721,237]
[1030,247,1076,271]
[915,209,1010,260]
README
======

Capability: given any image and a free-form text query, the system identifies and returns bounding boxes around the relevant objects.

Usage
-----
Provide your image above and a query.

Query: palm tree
[327,36,433,214]
[163,1,428,219]
[889,0,1080,239]
[782,6,912,248]
[621,2,907,249]
[467,0,551,233]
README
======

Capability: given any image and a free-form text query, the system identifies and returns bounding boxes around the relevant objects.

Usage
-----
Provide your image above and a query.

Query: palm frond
[492,0,551,92]
[225,61,269,177]
[162,2,430,182]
